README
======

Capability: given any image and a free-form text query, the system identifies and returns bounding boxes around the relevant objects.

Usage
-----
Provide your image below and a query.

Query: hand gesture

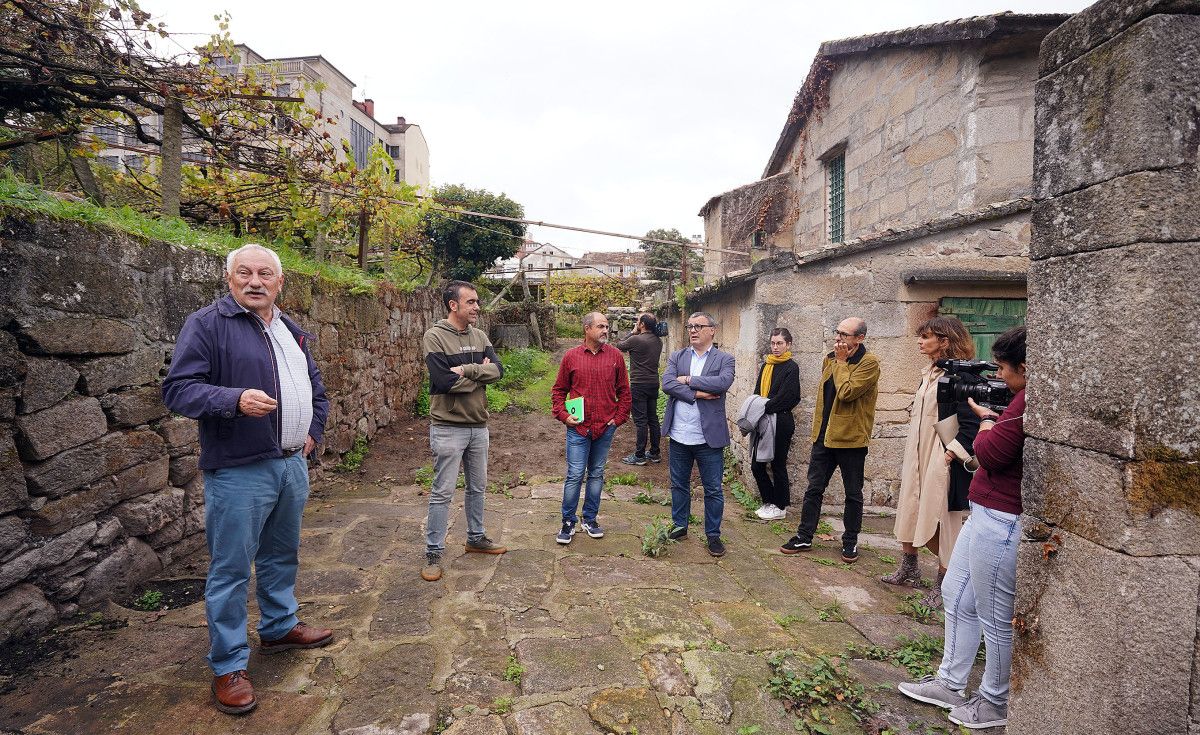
[450,365,465,376]
[565,414,582,426]
[944,449,955,465]
[695,390,718,400]
[304,436,316,456]
[833,341,853,362]
[967,397,1000,421]
[238,389,278,417]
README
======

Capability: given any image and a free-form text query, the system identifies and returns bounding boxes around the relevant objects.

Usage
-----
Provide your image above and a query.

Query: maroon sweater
[968,389,1025,514]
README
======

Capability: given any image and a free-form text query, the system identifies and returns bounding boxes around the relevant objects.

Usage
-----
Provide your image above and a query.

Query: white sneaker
[755,504,776,519]
[761,506,787,520]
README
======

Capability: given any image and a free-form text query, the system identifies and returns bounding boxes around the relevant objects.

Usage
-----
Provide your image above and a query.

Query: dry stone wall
[0,209,440,643]
[1009,3,1200,733]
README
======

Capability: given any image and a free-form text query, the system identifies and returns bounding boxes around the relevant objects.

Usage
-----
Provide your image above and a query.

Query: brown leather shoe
[212,670,256,715]
[259,622,334,654]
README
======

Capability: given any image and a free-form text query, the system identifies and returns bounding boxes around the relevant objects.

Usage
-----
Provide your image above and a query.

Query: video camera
[935,359,1012,413]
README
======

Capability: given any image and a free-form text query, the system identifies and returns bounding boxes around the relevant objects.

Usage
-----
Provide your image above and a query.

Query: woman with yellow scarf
[751,328,801,521]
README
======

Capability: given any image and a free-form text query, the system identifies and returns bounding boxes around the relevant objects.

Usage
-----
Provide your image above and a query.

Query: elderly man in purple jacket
[662,311,736,557]
[163,244,333,716]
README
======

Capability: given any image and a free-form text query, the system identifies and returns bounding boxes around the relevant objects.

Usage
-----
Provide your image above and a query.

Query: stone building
[576,250,649,280]
[689,13,1066,505]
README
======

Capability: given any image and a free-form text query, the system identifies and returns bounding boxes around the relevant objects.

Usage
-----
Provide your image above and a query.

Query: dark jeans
[669,439,725,538]
[630,382,661,457]
[795,442,867,546]
[751,412,795,508]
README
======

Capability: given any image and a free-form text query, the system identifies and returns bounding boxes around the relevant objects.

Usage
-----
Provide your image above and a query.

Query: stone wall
[0,209,440,643]
[687,209,1029,507]
[1009,3,1200,733]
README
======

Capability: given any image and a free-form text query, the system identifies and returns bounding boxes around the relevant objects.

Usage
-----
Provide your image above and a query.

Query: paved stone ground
[0,411,985,735]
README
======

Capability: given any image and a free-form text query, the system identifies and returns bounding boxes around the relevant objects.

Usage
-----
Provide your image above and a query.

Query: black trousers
[751,412,795,508]
[795,441,868,545]
[630,382,661,456]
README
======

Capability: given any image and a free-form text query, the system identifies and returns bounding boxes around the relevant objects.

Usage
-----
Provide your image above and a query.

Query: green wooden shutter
[938,297,1027,360]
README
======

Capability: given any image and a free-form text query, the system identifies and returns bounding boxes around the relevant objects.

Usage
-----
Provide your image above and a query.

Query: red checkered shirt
[551,342,632,438]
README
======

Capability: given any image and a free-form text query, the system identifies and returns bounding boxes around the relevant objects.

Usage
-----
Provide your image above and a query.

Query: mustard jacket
[809,348,881,448]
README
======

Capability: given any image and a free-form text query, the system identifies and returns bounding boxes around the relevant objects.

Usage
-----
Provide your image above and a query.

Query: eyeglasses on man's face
[833,330,859,338]
[685,323,713,332]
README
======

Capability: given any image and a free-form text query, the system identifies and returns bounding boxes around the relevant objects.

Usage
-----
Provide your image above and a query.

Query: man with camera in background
[780,316,880,563]
[615,312,664,466]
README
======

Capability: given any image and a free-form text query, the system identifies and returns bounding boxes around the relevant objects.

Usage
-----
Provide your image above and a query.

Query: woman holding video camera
[897,325,1026,730]
[882,316,980,608]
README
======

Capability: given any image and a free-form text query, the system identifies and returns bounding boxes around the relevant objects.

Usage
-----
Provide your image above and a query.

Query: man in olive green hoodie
[421,280,507,582]
[781,317,880,563]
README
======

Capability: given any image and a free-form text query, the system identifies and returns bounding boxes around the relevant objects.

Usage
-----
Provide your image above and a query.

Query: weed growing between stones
[641,517,676,558]
[737,726,762,734]
[768,521,790,535]
[816,600,846,622]
[729,481,761,514]
[337,436,370,472]
[490,696,514,714]
[811,557,852,571]
[503,655,524,685]
[847,633,944,679]
[766,651,877,733]
[131,590,163,611]
[775,613,806,629]
[607,471,641,488]
[878,554,897,565]
[898,594,942,625]
[816,519,835,536]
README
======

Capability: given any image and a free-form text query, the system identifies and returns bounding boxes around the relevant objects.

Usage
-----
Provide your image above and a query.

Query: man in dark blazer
[661,311,736,556]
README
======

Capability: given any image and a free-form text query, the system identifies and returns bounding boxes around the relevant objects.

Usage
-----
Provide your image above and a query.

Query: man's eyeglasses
[833,330,857,338]
[685,323,713,332]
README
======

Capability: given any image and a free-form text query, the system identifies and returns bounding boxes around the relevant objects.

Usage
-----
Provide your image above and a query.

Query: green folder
[565,395,584,422]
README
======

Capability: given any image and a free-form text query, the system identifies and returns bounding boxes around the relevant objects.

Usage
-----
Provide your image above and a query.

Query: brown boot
[212,670,256,715]
[880,553,922,587]
[259,622,334,654]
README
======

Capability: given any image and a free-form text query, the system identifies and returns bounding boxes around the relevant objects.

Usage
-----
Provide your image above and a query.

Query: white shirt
[670,346,711,446]
[252,306,314,451]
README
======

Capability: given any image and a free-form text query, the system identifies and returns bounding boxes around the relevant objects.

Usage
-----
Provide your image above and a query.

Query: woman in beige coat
[881,316,980,608]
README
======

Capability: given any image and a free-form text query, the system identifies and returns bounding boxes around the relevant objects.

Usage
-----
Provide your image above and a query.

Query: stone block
[17,357,79,414]
[1035,15,1200,198]
[18,317,137,356]
[1009,530,1196,734]
[146,516,184,549]
[903,128,959,168]
[0,427,29,514]
[92,517,123,547]
[168,454,198,486]
[111,486,184,537]
[1040,0,1198,74]
[100,386,169,428]
[1024,438,1200,556]
[0,521,96,592]
[78,537,161,605]
[31,458,169,535]
[1025,243,1200,458]
[1031,168,1200,259]
[0,330,26,388]
[24,430,165,499]
[5,238,143,318]
[156,530,205,569]
[975,104,1022,145]
[14,396,108,461]
[0,515,28,559]
[0,584,56,644]
[76,346,165,396]
[154,415,198,449]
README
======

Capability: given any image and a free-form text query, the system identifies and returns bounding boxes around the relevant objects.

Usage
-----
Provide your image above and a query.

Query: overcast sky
[156,0,1088,257]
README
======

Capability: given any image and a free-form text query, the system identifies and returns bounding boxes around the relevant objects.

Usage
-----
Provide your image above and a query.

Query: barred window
[827,152,845,243]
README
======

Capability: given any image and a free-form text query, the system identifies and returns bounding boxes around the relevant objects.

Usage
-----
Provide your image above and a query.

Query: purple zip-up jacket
[162,294,329,470]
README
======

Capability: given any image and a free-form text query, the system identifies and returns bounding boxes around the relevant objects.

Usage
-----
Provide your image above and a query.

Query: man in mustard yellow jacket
[781,317,880,563]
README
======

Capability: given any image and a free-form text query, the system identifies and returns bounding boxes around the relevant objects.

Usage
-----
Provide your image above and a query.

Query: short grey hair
[226,244,282,275]
[689,312,717,327]
[582,311,605,328]
[849,317,867,336]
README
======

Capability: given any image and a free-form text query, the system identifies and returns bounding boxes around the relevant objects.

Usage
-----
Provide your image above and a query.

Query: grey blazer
[661,347,735,448]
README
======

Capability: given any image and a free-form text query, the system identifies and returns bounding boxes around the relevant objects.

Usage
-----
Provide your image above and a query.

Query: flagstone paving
[0,413,986,735]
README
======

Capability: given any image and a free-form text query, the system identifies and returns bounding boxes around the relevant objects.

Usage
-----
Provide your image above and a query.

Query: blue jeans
[668,439,725,538]
[426,424,489,555]
[203,453,309,675]
[938,501,1020,706]
[561,424,616,525]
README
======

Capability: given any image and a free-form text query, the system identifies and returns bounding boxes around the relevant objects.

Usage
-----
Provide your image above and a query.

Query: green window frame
[938,297,1027,360]
[828,153,845,243]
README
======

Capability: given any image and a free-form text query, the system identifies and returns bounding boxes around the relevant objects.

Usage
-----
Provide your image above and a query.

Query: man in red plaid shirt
[550,311,632,544]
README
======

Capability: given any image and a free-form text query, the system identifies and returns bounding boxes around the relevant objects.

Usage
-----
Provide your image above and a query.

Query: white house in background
[489,242,579,282]
[576,250,648,279]
[92,43,430,192]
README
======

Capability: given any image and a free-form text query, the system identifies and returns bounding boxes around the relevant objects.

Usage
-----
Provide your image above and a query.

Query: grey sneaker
[465,536,507,554]
[949,694,1008,729]
[897,675,967,709]
[420,553,443,582]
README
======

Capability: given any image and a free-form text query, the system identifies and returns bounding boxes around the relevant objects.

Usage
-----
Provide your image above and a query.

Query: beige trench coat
[893,365,964,569]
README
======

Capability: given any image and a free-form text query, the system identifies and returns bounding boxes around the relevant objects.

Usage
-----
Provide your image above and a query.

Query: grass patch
[337,436,369,472]
[848,633,944,679]
[486,348,555,414]
[766,652,878,731]
[768,521,789,535]
[131,590,163,611]
[898,593,942,625]
[607,471,641,487]
[641,516,676,558]
[490,696,514,714]
[415,464,434,489]
[415,379,430,417]
[0,174,384,293]
[878,554,896,565]
[815,519,835,536]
